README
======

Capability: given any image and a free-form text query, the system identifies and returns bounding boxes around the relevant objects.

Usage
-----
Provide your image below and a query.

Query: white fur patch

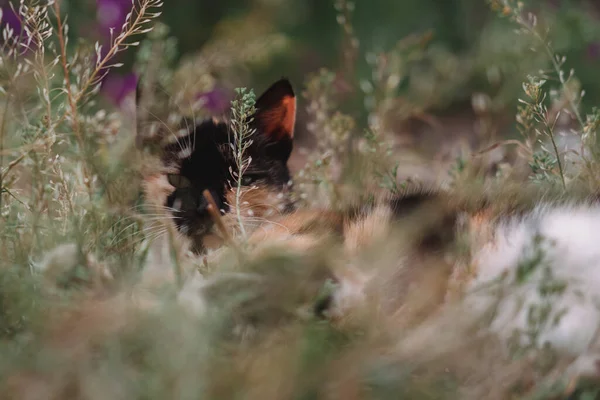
[172,198,182,211]
[177,272,208,316]
[327,266,372,321]
[466,203,600,364]
[174,222,189,235]
[177,147,192,159]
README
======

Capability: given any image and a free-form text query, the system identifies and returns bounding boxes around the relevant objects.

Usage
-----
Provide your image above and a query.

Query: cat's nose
[197,196,208,213]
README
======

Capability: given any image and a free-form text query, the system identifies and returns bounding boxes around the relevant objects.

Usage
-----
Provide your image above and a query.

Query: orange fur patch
[223,186,292,236]
[261,95,296,140]
[142,174,175,212]
[465,207,496,275]
[343,205,392,255]
[245,209,343,253]
[445,207,496,301]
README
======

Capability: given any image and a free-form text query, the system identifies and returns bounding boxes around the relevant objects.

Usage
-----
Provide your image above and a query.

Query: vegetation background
[24,0,600,172]
[5,0,598,145]
[2,0,600,398]
[88,1,600,110]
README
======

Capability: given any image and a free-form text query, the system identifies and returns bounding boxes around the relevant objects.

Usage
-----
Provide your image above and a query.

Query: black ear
[253,78,296,162]
[134,76,146,148]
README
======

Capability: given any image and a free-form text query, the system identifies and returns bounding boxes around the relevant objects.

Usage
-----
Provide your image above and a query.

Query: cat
[136,72,600,392]
[135,76,461,320]
[139,78,298,254]
[136,76,600,370]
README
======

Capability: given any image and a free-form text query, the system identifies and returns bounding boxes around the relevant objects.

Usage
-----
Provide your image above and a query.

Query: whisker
[141,224,172,237]
[127,204,182,215]
[121,211,177,218]
[241,218,292,233]
[142,229,170,244]
[142,216,183,222]
[130,231,164,248]
[128,226,169,248]
[256,222,292,236]
[142,106,186,154]
[155,85,195,154]
[185,91,198,157]
[137,211,180,217]
[142,204,181,212]
[226,201,286,216]
[108,221,146,245]
[138,212,182,218]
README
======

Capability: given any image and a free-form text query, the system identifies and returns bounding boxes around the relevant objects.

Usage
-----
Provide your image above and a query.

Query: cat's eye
[167,174,191,188]
[240,173,262,186]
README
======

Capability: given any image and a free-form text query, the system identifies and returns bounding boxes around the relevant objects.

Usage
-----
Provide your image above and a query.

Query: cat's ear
[134,76,146,148]
[253,78,296,161]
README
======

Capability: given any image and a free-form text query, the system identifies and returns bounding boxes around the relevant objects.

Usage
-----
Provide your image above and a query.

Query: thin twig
[545,108,566,189]
[203,189,240,252]
[52,1,94,198]
[515,13,584,188]
[474,139,533,157]
[52,2,82,143]
[0,93,10,211]
[1,152,27,179]
[547,128,566,189]
[1,187,28,209]
[74,1,160,104]
[167,226,183,289]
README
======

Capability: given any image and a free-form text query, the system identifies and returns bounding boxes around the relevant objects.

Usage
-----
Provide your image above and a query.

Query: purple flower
[586,41,600,61]
[101,72,137,106]
[0,1,22,35]
[96,0,132,37]
[94,0,135,106]
[0,1,31,54]
[195,88,232,115]
[95,0,133,61]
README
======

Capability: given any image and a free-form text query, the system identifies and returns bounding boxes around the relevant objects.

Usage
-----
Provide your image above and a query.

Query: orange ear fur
[259,94,296,140]
[254,78,296,142]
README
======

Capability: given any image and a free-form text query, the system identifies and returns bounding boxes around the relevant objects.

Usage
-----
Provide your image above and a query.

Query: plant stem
[52,2,82,145]
[548,128,566,189]
[235,155,247,239]
[203,189,240,253]
[75,1,156,103]
[510,15,571,189]
[52,1,95,199]
[519,19,590,186]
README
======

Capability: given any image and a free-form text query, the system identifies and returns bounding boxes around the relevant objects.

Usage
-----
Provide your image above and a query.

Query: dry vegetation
[1,0,600,399]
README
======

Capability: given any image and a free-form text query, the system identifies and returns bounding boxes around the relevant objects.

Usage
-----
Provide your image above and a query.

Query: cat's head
[140,78,297,253]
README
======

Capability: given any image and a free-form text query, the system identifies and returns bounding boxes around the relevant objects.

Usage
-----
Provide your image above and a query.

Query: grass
[1,0,600,399]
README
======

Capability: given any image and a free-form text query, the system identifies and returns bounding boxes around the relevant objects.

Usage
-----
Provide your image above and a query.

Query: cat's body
[139,79,600,364]
[466,203,600,366]
[379,200,600,397]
